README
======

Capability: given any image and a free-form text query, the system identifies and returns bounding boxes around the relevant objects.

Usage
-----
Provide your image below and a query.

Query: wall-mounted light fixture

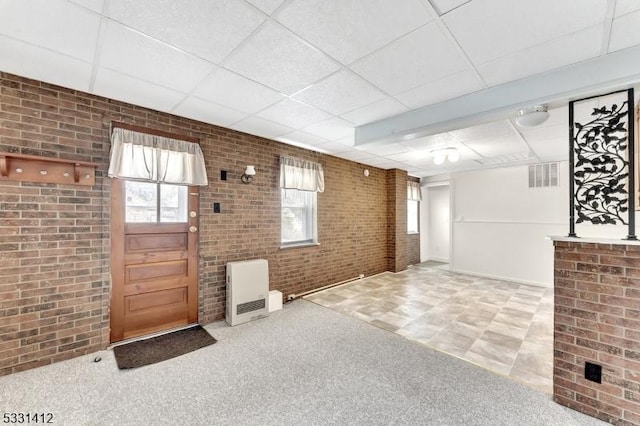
[431,147,459,165]
[515,105,550,127]
[241,165,256,184]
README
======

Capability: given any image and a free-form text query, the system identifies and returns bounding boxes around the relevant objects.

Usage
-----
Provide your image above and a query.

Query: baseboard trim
[449,268,552,289]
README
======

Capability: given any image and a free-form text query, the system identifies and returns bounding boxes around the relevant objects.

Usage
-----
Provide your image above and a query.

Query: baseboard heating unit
[226,259,269,326]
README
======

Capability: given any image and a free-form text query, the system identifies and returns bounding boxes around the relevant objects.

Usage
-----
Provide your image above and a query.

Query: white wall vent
[226,259,269,326]
[529,163,559,188]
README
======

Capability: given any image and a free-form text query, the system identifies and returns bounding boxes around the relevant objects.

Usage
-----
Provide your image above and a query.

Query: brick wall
[553,240,640,425]
[386,169,408,272]
[0,72,416,375]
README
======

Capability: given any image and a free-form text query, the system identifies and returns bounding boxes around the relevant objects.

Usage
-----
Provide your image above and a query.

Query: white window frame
[407,199,419,234]
[280,188,318,248]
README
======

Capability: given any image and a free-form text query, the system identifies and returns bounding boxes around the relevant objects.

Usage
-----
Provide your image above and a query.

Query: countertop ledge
[547,235,640,246]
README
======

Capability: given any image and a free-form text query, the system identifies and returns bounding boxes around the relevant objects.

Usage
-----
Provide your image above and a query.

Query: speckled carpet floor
[0,300,604,425]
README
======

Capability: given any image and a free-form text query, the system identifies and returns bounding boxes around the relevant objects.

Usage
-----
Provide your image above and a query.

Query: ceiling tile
[192,69,283,114]
[341,98,408,126]
[399,133,459,151]
[316,141,353,153]
[68,0,103,13]
[518,125,568,161]
[615,0,640,17]
[246,0,286,15]
[225,21,340,95]
[0,35,92,92]
[387,150,428,164]
[478,24,602,87]
[278,130,330,146]
[303,117,355,140]
[449,120,517,142]
[609,9,640,53]
[231,116,294,138]
[275,0,431,64]
[395,70,483,109]
[172,96,248,127]
[338,150,378,162]
[0,0,100,62]
[93,68,186,112]
[443,0,607,64]
[351,21,468,95]
[99,21,215,93]
[449,121,529,157]
[294,70,387,115]
[357,143,410,156]
[430,0,470,15]
[256,98,332,129]
[106,0,265,64]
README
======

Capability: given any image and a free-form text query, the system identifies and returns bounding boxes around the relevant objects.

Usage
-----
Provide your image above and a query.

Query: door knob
[189,226,198,233]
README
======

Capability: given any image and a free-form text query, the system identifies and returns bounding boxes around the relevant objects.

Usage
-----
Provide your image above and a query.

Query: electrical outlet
[585,362,602,383]
[213,202,221,213]
[220,170,227,181]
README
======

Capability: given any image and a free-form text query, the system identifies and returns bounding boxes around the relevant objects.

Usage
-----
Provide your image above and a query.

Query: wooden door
[110,179,199,342]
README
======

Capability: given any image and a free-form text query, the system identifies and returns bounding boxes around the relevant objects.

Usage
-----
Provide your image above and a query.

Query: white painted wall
[450,163,568,287]
[421,162,637,287]
[420,185,450,262]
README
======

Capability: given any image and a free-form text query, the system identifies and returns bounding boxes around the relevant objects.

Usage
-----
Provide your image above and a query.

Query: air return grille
[237,298,266,315]
[529,163,559,188]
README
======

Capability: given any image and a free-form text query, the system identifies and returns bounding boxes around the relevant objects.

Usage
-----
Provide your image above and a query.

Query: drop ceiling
[1,0,640,177]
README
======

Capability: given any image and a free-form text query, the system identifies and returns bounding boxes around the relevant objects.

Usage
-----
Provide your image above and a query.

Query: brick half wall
[553,240,640,425]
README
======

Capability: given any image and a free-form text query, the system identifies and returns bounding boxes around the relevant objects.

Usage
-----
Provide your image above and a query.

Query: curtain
[279,156,324,192]
[108,127,208,186]
[407,181,422,201]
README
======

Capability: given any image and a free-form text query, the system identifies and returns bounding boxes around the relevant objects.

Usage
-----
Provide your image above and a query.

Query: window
[281,188,317,246]
[125,181,188,223]
[407,199,419,234]
[407,181,421,234]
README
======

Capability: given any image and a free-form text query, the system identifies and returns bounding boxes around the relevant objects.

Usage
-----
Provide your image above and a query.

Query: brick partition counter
[552,238,640,425]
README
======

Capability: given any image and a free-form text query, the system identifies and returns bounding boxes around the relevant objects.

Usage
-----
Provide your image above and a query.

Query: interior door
[110,179,199,342]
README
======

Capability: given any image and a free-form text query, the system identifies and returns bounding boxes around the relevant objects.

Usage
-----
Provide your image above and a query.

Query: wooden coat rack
[0,152,98,186]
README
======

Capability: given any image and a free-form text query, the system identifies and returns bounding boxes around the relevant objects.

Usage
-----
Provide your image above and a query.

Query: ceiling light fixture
[431,147,459,165]
[515,105,550,127]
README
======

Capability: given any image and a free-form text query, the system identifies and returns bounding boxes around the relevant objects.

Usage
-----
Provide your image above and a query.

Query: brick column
[387,169,407,273]
[553,240,640,425]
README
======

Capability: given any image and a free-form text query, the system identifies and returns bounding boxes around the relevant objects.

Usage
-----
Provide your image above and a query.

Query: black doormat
[113,325,217,369]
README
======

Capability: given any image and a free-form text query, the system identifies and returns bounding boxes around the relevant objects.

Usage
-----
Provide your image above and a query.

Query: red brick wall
[553,240,640,425]
[0,72,412,375]
[387,169,408,272]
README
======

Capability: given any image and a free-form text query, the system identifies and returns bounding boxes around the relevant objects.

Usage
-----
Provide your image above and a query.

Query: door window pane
[125,181,157,223]
[160,184,188,223]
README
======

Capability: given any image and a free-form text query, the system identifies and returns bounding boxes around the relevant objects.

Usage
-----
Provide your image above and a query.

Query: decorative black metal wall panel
[568,88,635,239]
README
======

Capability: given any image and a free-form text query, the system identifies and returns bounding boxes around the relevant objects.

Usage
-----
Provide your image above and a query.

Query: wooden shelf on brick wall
[0,152,98,186]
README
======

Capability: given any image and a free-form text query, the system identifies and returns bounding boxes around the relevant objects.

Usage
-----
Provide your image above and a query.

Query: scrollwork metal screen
[568,88,635,239]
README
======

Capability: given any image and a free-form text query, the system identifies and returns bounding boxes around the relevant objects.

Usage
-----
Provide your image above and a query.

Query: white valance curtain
[108,127,208,186]
[279,156,324,192]
[407,181,422,201]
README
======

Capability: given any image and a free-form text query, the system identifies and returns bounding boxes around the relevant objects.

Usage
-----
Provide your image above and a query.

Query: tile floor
[306,261,554,394]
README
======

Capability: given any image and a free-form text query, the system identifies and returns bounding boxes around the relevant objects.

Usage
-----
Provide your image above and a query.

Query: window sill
[407,232,420,235]
[280,242,320,250]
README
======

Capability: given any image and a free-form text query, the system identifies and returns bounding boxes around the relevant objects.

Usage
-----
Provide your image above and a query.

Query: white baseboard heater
[226,259,269,326]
